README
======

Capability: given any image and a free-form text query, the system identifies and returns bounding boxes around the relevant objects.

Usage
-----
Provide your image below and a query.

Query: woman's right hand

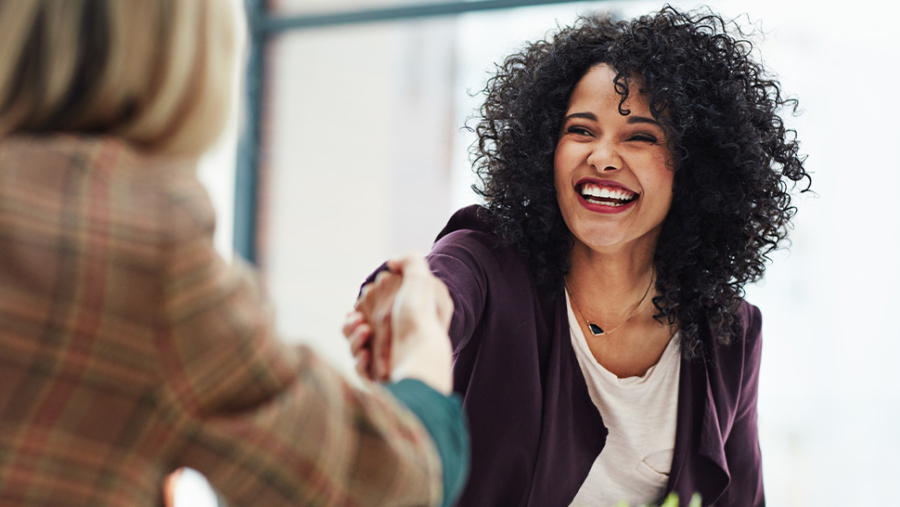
[344,254,453,394]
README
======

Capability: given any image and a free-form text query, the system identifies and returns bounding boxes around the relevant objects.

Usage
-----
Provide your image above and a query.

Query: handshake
[343,254,454,395]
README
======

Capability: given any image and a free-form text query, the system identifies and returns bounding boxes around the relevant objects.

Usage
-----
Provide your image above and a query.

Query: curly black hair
[471,5,810,359]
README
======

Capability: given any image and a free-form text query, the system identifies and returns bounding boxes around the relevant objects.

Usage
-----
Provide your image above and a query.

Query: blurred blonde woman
[0,1,468,506]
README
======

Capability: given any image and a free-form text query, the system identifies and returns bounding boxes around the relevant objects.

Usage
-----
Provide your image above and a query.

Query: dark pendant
[588,322,605,336]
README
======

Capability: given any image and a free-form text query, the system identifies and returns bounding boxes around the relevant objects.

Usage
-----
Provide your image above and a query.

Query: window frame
[233,0,586,263]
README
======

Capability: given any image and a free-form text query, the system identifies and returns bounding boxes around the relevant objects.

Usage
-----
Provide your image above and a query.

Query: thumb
[385,252,430,278]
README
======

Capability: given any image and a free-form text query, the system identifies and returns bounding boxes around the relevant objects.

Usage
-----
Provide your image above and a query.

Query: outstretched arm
[157,183,465,506]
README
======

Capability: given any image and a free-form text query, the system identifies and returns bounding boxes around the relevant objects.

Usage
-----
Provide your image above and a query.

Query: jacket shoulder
[431,205,529,280]
[434,205,496,242]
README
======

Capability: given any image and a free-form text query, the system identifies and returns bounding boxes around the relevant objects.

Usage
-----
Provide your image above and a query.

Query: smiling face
[554,64,674,256]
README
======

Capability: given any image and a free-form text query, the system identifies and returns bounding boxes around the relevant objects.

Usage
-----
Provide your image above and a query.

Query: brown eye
[630,134,658,143]
[567,126,592,136]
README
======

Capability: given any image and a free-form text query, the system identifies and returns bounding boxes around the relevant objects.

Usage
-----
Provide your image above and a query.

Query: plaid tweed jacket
[0,135,444,506]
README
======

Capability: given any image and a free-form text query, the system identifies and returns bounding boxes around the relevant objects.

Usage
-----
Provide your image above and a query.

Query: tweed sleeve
[155,177,445,506]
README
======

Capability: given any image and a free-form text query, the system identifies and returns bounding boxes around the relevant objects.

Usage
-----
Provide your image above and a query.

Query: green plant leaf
[612,492,702,507]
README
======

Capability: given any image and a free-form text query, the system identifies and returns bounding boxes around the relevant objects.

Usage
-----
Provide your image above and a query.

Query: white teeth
[580,184,635,202]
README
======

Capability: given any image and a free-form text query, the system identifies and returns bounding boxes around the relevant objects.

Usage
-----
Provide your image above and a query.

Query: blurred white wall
[260,13,457,374]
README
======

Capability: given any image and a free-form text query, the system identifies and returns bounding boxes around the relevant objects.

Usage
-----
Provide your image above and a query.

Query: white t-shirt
[566,293,681,507]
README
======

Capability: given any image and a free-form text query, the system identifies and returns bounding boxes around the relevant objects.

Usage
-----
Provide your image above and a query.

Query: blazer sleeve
[719,303,765,506]
[427,230,492,354]
[155,180,449,507]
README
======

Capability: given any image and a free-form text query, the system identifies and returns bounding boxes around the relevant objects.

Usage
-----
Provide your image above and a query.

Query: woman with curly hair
[347,5,809,507]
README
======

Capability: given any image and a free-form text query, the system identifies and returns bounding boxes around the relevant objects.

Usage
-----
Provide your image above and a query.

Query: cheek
[642,153,675,194]
[636,159,675,215]
[653,171,675,214]
[658,169,675,195]
[553,139,584,175]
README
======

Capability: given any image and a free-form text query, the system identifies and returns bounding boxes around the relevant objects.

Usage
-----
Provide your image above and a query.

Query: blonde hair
[0,0,241,157]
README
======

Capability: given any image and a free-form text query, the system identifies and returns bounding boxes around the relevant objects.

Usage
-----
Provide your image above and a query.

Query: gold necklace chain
[565,268,655,337]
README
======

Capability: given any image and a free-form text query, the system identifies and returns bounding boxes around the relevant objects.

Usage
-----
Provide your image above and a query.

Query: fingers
[345,313,375,380]
[372,331,392,382]
[354,270,392,315]
[384,253,454,394]
[350,252,449,384]
[356,270,399,311]
[353,270,402,382]
[388,253,453,329]
[369,273,400,381]
[347,322,371,356]
[354,349,372,380]
[343,311,365,339]
[344,311,372,356]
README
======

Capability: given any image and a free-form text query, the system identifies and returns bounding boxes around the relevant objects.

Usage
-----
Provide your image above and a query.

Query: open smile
[576,181,639,207]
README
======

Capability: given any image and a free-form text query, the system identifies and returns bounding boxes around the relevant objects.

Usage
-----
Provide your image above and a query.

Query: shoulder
[0,135,212,254]
[431,205,523,273]
[113,145,215,245]
[432,205,518,260]
[435,205,497,240]
[433,205,499,250]
[707,300,762,349]
[704,300,763,388]
[732,300,762,364]
[739,301,762,345]
[98,139,217,254]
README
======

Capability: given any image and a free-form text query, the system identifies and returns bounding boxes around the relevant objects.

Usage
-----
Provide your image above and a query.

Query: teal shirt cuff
[385,379,469,507]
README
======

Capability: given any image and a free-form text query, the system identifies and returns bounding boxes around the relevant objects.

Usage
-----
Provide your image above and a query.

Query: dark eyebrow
[563,112,597,122]
[626,115,662,127]
[563,111,661,128]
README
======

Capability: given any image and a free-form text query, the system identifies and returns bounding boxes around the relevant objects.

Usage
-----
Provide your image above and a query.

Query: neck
[566,238,657,322]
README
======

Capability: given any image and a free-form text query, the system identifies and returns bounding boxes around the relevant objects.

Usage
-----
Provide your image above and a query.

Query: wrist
[390,324,453,395]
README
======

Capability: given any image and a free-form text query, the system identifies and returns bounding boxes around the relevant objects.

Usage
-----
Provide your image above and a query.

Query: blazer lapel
[667,342,730,506]
[697,375,730,501]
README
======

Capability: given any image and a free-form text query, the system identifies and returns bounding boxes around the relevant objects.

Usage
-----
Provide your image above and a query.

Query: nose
[587,139,622,172]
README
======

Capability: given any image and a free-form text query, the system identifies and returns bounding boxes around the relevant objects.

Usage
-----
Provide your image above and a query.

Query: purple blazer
[371,205,764,506]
